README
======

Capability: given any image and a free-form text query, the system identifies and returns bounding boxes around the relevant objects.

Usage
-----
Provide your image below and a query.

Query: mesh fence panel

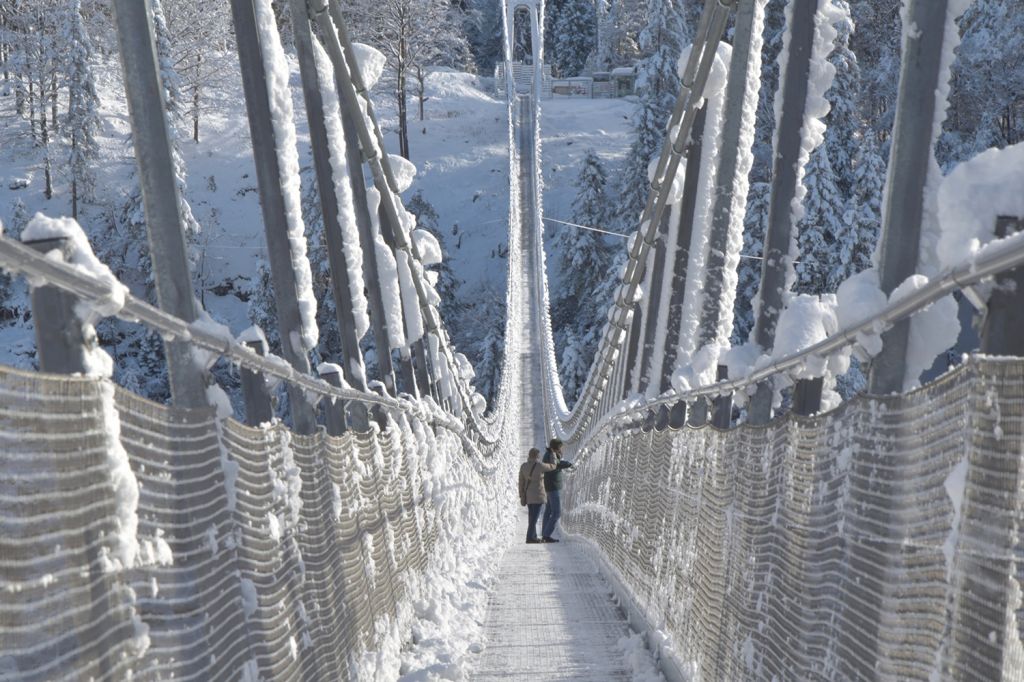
[563,357,1024,681]
[0,365,505,681]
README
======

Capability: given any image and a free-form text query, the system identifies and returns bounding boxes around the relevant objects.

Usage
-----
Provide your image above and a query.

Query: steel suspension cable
[538,0,736,442]
[308,0,511,443]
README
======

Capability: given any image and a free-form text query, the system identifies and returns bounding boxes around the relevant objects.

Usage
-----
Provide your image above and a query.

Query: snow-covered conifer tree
[732,181,770,343]
[551,0,596,77]
[558,150,612,306]
[848,0,901,148]
[941,0,1024,167]
[407,190,460,323]
[470,289,506,403]
[795,146,843,294]
[62,0,100,219]
[554,150,613,401]
[616,0,685,230]
[249,264,281,353]
[821,0,860,196]
[833,139,883,287]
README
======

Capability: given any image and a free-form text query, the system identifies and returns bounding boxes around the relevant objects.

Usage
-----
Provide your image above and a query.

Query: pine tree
[616,0,685,230]
[0,200,30,319]
[249,263,281,354]
[462,0,503,73]
[796,145,843,294]
[941,0,1024,167]
[598,0,644,69]
[833,138,884,287]
[554,151,613,400]
[821,0,860,196]
[470,289,506,403]
[749,0,788,184]
[561,150,611,297]
[732,181,770,344]
[848,0,901,148]
[551,0,596,77]
[62,0,100,219]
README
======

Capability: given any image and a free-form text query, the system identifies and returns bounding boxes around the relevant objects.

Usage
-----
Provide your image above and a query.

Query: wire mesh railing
[0,363,515,681]
[563,355,1024,681]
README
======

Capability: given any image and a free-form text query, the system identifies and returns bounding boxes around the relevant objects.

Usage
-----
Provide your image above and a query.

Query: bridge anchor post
[318,366,348,436]
[240,339,275,426]
[792,377,823,417]
[24,238,90,375]
[711,365,732,428]
[980,216,1024,356]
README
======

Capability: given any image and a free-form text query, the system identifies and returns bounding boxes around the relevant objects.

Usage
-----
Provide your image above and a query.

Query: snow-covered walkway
[473,536,658,681]
[469,95,664,682]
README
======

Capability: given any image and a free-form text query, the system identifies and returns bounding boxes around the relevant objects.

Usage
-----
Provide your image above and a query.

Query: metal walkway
[475,93,662,682]
[474,535,657,681]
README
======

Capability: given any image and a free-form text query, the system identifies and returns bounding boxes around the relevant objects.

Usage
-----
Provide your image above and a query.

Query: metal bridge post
[289,0,372,431]
[689,396,708,426]
[659,107,706,394]
[621,300,645,399]
[240,339,275,426]
[317,366,348,436]
[340,102,398,396]
[696,0,763,351]
[711,365,732,428]
[397,345,419,397]
[25,239,89,374]
[229,0,318,434]
[792,376,822,416]
[111,0,207,409]
[746,0,817,424]
[980,216,1024,355]
[321,1,438,399]
[636,211,671,395]
[868,0,953,395]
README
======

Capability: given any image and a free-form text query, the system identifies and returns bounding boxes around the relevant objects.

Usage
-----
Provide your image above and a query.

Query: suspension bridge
[2,0,1024,680]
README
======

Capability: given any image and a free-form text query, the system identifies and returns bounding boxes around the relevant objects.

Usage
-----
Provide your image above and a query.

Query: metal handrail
[520,0,735,442]
[605,231,1024,422]
[0,234,403,413]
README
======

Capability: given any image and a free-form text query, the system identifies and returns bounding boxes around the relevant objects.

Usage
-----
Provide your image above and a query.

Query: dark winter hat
[549,438,563,450]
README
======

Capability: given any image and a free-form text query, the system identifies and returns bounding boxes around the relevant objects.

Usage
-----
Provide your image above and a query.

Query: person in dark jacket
[541,438,573,542]
[519,448,558,543]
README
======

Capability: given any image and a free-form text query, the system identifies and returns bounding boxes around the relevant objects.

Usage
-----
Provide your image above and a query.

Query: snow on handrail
[603,229,1024,425]
[0,234,416,414]
[519,0,735,443]
[312,0,512,444]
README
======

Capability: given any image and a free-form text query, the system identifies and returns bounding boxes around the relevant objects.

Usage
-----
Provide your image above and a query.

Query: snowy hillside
[0,46,635,398]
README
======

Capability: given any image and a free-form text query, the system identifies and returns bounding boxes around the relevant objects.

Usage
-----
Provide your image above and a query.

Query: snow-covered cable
[252,0,319,351]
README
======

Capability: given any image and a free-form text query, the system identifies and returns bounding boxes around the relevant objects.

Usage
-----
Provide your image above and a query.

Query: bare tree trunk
[15,75,24,115]
[28,75,37,143]
[192,52,202,142]
[1,12,8,82]
[40,95,52,200]
[397,65,410,158]
[50,70,58,136]
[71,131,79,218]
[415,66,426,121]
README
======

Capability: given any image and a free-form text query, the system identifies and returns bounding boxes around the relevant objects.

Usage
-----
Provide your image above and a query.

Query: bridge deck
[474,95,662,681]
[474,534,659,680]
